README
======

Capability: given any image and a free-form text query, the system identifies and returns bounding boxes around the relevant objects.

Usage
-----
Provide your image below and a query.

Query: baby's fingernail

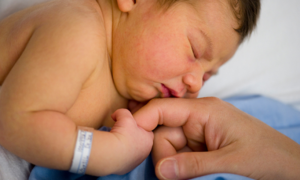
[159,158,179,180]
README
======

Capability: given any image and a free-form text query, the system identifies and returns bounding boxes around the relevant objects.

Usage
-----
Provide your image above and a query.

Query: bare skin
[0,0,154,176]
[132,98,300,180]
[0,0,239,176]
[0,0,124,128]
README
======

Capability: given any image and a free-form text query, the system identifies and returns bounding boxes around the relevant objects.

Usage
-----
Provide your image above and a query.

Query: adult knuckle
[148,98,161,106]
[191,155,206,174]
[180,153,206,176]
[206,96,222,103]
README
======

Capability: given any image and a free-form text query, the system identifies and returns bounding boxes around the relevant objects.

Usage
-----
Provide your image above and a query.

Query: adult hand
[133,97,300,180]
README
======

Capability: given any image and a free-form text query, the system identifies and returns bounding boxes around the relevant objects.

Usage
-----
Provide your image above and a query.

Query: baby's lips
[161,84,171,98]
[170,88,186,98]
[162,84,186,98]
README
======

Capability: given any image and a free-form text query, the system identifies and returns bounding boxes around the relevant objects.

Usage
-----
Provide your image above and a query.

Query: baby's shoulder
[1,0,106,47]
[44,0,105,28]
[0,0,108,84]
[38,0,107,44]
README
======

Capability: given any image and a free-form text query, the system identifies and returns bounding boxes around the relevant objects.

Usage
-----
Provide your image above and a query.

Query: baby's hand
[110,109,154,175]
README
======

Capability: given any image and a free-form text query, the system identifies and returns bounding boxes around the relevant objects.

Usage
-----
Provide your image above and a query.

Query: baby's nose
[183,73,202,94]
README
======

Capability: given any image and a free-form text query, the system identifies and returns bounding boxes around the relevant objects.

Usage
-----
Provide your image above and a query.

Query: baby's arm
[0,10,152,176]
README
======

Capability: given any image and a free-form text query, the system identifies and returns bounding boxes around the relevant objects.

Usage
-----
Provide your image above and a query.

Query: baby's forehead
[175,0,259,42]
[148,0,260,42]
[158,0,236,19]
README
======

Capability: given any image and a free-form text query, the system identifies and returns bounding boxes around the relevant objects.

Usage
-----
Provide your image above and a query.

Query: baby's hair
[230,0,260,42]
[157,0,261,43]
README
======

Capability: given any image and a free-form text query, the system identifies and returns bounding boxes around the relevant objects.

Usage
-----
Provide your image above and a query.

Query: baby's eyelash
[190,42,197,59]
[191,46,197,59]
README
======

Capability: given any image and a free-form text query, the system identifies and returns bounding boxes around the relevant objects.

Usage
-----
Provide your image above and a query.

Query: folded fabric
[29,95,300,180]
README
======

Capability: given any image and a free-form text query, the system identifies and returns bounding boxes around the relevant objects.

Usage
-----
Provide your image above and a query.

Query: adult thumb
[155,151,227,180]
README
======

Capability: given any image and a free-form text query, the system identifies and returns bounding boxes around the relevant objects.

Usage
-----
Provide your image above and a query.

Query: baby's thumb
[155,151,227,180]
[111,109,135,127]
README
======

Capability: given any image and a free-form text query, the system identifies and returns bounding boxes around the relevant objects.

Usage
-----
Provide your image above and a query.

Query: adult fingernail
[159,158,179,180]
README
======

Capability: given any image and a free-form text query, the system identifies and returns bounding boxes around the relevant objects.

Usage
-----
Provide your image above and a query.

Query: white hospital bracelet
[69,126,94,174]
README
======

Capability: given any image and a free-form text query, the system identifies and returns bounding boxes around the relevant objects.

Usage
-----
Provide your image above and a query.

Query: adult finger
[152,126,187,165]
[133,98,212,131]
[155,147,238,180]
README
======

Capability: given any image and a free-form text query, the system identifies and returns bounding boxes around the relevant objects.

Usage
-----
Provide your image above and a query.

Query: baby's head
[111,0,260,102]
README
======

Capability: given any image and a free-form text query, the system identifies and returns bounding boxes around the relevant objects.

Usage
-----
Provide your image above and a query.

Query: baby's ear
[117,0,135,12]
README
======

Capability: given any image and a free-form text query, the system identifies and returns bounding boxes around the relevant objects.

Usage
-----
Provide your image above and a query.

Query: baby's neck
[95,0,119,59]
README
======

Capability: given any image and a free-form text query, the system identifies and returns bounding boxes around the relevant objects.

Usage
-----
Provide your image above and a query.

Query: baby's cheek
[142,37,186,79]
[141,57,176,80]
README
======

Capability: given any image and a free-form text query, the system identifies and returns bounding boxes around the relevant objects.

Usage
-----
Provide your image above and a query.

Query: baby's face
[112,0,240,102]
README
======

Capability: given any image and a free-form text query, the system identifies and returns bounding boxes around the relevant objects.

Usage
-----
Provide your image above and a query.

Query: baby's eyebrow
[199,30,214,61]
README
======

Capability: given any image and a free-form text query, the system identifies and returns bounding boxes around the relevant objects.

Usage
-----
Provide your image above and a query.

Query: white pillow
[199,0,300,111]
[0,0,48,20]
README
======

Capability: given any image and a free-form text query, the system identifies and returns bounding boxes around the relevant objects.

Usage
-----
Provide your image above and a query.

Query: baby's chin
[131,92,161,102]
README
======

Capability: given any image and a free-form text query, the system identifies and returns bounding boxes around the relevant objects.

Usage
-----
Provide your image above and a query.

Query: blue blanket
[29,95,300,180]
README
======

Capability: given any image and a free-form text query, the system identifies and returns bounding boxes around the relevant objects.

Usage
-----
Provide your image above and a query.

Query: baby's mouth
[161,84,176,98]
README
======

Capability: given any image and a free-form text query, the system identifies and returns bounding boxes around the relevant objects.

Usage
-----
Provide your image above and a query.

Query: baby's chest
[65,69,127,129]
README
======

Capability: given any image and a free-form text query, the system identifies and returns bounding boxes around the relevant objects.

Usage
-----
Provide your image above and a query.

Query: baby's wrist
[69,126,94,174]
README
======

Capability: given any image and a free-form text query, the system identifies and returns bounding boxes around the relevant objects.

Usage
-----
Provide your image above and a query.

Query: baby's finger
[111,108,132,121]
[111,109,137,130]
